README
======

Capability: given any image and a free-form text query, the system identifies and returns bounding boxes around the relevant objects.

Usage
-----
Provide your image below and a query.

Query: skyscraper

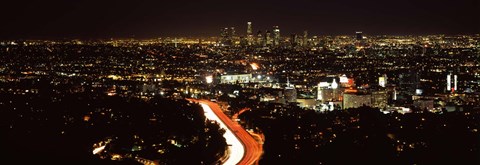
[447,73,458,92]
[220,27,229,45]
[229,27,236,37]
[247,22,252,35]
[265,30,272,46]
[454,75,458,91]
[273,26,280,46]
[290,33,298,47]
[302,30,308,47]
[220,27,235,46]
[379,74,387,87]
[356,31,363,40]
[220,27,228,38]
[257,30,264,46]
[284,78,297,103]
[247,22,253,45]
[447,73,452,91]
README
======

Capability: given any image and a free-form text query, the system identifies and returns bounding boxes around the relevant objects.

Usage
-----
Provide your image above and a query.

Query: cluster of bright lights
[250,63,259,70]
[205,75,213,84]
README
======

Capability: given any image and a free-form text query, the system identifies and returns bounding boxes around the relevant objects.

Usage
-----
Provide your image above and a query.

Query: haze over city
[1,0,479,39]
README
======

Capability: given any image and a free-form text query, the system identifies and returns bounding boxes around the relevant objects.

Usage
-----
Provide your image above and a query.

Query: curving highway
[190,99,263,165]
[199,102,244,165]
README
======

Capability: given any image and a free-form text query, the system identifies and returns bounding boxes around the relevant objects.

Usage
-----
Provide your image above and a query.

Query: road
[198,102,244,165]
[190,99,263,165]
[232,108,265,144]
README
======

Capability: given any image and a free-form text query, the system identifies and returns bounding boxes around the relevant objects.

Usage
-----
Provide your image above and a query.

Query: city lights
[205,75,213,84]
[250,63,260,70]
[1,1,479,164]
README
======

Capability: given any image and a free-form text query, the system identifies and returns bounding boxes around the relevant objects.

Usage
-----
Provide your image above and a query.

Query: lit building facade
[220,74,253,84]
[273,26,280,46]
[343,93,372,109]
[371,90,388,109]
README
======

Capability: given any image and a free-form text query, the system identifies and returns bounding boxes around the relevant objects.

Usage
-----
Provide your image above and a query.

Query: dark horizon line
[1,33,479,41]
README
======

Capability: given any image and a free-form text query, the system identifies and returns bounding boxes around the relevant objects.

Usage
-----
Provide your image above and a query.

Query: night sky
[1,0,479,39]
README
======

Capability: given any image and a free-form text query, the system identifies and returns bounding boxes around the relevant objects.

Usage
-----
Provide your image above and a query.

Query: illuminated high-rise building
[302,30,308,46]
[290,33,298,47]
[356,31,363,40]
[229,27,236,37]
[447,73,458,92]
[317,85,322,100]
[247,22,253,45]
[372,90,388,109]
[393,88,397,100]
[379,74,387,87]
[220,27,229,45]
[447,74,452,91]
[247,22,252,35]
[265,30,272,46]
[256,30,264,46]
[273,26,280,46]
[317,78,341,102]
[284,78,297,103]
[454,75,458,91]
[220,27,228,38]
[312,35,319,46]
[220,27,235,46]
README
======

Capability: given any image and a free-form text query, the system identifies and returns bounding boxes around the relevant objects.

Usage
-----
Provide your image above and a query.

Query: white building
[317,78,339,101]
[220,74,252,84]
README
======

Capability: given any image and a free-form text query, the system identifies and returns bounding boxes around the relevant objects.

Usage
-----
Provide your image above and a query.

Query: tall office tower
[422,44,427,55]
[220,27,228,38]
[372,90,388,109]
[173,38,177,48]
[303,30,308,47]
[284,78,297,103]
[220,27,235,46]
[379,74,387,87]
[247,22,253,45]
[393,88,397,100]
[447,74,451,91]
[312,36,319,46]
[247,22,252,35]
[446,72,458,93]
[229,27,236,37]
[220,27,229,45]
[454,75,457,91]
[257,30,264,46]
[317,82,323,100]
[273,26,280,46]
[265,30,272,46]
[290,33,298,47]
[356,31,363,40]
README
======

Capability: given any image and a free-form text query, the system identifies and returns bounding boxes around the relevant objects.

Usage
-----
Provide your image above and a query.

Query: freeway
[199,102,244,165]
[190,99,263,165]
